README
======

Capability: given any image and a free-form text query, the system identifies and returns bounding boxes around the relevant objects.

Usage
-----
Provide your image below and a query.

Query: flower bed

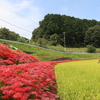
[0,43,61,100]
[0,43,39,66]
[0,62,60,100]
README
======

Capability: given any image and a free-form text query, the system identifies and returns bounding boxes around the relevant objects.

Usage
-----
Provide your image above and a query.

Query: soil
[51,57,72,61]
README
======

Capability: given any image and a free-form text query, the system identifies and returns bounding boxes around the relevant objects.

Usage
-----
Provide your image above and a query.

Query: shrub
[86,45,96,53]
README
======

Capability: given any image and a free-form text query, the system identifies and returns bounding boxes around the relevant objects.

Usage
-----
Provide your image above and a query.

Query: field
[0,40,100,100]
[55,59,100,100]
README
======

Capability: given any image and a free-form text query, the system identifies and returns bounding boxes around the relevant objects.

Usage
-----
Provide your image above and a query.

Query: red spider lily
[0,62,60,100]
[0,43,39,66]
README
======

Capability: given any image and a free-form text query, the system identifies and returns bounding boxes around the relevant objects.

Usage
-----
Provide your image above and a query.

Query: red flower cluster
[0,62,59,100]
[0,43,93,100]
[0,44,39,65]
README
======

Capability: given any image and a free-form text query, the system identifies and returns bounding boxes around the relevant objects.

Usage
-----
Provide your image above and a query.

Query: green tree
[31,14,100,47]
[39,14,63,37]
[36,38,48,46]
[84,25,100,47]
[0,27,21,41]
[18,37,29,43]
[50,33,60,46]
[31,27,43,41]
[0,28,10,39]
[86,45,96,53]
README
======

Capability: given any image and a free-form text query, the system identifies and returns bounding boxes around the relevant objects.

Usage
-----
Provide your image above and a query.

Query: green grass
[55,59,100,100]
[0,40,100,61]
[47,45,100,52]
[47,45,87,52]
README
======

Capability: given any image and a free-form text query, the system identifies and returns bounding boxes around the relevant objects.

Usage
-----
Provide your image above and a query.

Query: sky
[0,0,100,39]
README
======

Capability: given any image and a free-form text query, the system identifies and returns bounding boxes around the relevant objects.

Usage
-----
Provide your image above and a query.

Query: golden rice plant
[55,59,100,100]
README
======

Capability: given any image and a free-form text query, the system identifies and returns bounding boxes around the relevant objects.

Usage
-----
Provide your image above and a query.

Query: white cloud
[0,0,42,39]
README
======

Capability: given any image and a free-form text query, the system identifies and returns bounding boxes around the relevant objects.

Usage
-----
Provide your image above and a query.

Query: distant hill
[0,27,29,43]
[31,14,100,47]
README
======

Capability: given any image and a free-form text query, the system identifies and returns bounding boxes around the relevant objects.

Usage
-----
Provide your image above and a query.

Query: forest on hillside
[31,14,100,47]
[1,14,100,47]
[0,27,29,43]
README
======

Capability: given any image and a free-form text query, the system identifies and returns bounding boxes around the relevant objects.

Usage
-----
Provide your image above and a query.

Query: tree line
[1,14,100,48]
[31,14,100,47]
[0,27,29,43]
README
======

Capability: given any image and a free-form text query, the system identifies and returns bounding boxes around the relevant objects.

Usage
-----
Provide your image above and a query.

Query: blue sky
[0,0,100,39]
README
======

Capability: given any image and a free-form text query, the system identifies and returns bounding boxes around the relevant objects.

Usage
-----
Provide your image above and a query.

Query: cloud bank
[0,0,42,39]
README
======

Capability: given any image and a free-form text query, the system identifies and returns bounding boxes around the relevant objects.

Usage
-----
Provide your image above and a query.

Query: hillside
[0,40,100,61]
[32,14,100,47]
[0,27,29,43]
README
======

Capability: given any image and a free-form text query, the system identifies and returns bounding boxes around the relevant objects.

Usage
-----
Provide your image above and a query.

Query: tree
[31,27,43,41]
[39,14,63,37]
[0,28,10,39]
[50,33,60,46]
[31,14,100,47]
[86,45,96,53]
[37,38,48,46]
[0,27,21,41]
[84,25,100,47]
[18,37,29,43]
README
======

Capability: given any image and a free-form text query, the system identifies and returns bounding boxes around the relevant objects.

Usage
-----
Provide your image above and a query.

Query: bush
[86,45,96,53]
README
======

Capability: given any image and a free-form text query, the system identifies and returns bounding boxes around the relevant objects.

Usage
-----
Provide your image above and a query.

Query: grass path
[55,59,100,100]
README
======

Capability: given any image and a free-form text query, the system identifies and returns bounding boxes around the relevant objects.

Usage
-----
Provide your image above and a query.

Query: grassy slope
[0,41,100,61]
[55,59,100,100]
[47,45,100,52]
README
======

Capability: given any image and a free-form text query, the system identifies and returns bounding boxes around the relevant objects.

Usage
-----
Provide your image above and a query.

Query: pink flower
[2,95,9,99]
[13,92,23,98]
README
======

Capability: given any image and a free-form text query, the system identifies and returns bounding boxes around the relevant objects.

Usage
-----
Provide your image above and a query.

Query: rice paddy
[55,59,100,100]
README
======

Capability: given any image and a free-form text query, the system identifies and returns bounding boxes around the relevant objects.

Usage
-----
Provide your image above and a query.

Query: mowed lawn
[55,59,100,100]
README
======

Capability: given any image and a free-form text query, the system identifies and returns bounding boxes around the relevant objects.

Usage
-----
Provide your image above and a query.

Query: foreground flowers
[0,43,60,100]
[0,43,39,66]
[0,62,60,100]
